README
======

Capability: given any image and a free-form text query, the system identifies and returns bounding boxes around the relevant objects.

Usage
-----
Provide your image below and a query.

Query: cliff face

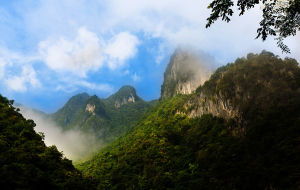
[161,49,214,99]
[182,51,300,135]
[185,93,240,121]
[80,52,300,190]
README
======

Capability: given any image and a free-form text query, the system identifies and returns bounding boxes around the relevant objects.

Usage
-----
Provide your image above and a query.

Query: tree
[206,0,300,53]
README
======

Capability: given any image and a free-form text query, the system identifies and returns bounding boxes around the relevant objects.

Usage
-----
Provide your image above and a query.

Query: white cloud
[85,0,300,62]
[0,47,41,92]
[5,65,41,92]
[39,27,104,77]
[53,79,114,94]
[5,0,297,65]
[132,73,141,82]
[15,0,299,64]
[39,28,140,76]
[5,76,26,92]
[0,58,6,79]
[76,81,114,92]
[55,85,77,93]
[0,47,40,80]
[123,69,130,75]
[1,0,299,97]
[105,32,140,69]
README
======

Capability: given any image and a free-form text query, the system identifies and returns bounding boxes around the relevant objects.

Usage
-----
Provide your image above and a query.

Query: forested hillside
[0,95,96,190]
[51,86,154,142]
[78,51,300,189]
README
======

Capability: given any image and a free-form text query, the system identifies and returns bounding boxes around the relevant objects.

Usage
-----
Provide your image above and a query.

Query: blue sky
[0,0,299,113]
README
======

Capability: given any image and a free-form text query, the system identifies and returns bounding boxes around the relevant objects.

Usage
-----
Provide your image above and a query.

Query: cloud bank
[39,28,140,77]
[0,0,299,108]
[18,105,101,161]
[19,0,299,62]
[39,27,104,77]
[105,32,140,70]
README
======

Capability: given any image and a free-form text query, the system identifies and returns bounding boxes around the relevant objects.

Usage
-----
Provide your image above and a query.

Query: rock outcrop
[86,104,96,115]
[109,86,140,108]
[161,48,214,99]
[180,51,300,136]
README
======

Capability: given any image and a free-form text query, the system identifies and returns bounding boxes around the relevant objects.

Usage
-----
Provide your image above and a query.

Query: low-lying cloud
[18,105,101,161]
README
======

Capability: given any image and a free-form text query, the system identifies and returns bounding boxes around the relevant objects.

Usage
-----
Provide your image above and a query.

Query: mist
[189,49,218,85]
[175,47,218,86]
[18,105,101,161]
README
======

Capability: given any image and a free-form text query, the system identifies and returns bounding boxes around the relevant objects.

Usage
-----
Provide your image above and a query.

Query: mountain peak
[71,92,90,101]
[108,85,140,108]
[65,92,90,108]
[161,48,214,99]
[117,85,137,95]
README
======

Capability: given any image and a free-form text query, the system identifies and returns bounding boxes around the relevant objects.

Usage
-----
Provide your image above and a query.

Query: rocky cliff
[79,51,300,190]
[182,51,300,135]
[161,48,214,99]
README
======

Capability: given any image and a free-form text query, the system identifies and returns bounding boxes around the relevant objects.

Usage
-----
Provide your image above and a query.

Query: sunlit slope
[79,51,300,189]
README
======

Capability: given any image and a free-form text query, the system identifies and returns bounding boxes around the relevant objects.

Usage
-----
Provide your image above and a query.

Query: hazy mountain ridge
[78,51,300,189]
[50,85,154,142]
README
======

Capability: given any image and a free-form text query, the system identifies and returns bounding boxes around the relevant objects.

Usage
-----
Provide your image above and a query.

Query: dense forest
[1,51,300,189]
[0,95,96,189]
[78,51,300,189]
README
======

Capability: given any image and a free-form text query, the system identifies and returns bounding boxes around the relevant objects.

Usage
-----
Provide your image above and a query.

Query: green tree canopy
[206,0,300,53]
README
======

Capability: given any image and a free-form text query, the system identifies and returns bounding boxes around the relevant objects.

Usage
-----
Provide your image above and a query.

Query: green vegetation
[206,0,300,53]
[1,51,299,189]
[195,51,300,125]
[51,86,154,142]
[79,51,300,189]
[0,95,96,190]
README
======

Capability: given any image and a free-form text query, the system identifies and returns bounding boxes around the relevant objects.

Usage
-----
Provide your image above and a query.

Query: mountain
[107,85,140,108]
[78,51,300,189]
[51,85,154,142]
[161,48,214,99]
[0,95,96,189]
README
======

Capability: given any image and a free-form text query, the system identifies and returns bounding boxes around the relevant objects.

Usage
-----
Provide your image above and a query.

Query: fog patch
[18,106,101,161]
[173,47,218,86]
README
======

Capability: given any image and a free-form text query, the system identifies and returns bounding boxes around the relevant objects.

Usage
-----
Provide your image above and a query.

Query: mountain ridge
[50,85,155,142]
[78,51,300,189]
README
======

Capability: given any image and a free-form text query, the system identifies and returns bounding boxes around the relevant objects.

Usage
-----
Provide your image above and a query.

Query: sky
[0,0,299,113]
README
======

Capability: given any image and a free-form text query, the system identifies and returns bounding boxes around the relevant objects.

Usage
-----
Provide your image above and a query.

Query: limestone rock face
[108,85,140,108]
[185,93,240,120]
[114,94,136,108]
[161,48,214,99]
[85,104,96,115]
